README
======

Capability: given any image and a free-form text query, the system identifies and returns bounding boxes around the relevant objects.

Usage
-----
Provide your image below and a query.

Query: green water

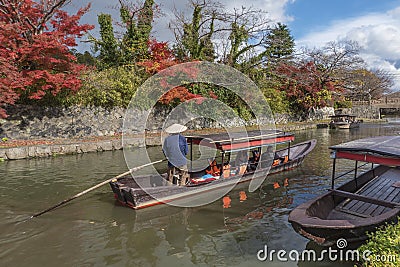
[0,123,398,267]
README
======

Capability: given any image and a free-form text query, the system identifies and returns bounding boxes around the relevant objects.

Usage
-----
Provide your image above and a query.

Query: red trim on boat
[336,151,400,166]
[221,136,295,151]
[187,134,295,151]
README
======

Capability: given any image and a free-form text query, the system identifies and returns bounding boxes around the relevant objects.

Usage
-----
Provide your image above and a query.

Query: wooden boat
[386,117,400,124]
[329,114,360,129]
[289,136,400,246]
[110,130,316,210]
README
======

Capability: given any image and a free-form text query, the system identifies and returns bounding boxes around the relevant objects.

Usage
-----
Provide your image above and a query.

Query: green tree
[120,0,155,64]
[220,6,275,74]
[76,51,97,66]
[265,23,295,63]
[91,13,121,69]
[90,0,155,68]
[225,20,249,67]
[172,0,216,61]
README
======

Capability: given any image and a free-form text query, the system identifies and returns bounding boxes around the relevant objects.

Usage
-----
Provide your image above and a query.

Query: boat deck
[332,168,400,219]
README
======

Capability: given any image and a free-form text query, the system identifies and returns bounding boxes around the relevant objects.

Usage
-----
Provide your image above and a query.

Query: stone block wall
[335,106,380,119]
[0,104,336,140]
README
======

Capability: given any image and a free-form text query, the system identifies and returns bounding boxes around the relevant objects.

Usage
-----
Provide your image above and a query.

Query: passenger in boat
[260,146,276,168]
[235,150,248,175]
[249,150,260,170]
[206,159,221,176]
[163,123,189,186]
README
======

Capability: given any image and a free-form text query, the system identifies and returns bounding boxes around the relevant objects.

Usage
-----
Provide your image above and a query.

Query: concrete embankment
[0,135,165,160]
[1,139,121,160]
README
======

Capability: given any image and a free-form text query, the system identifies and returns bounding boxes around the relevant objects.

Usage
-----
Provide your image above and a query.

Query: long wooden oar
[30,159,164,219]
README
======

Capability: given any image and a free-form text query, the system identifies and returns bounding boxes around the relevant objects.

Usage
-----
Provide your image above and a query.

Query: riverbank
[0,120,386,160]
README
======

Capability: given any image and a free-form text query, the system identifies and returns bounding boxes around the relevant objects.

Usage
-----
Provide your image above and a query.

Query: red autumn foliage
[158,86,202,105]
[139,39,178,74]
[0,0,94,118]
[276,61,336,112]
[139,41,215,105]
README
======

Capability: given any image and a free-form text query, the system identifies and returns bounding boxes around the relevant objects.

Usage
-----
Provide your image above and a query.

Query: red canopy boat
[110,130,316,209]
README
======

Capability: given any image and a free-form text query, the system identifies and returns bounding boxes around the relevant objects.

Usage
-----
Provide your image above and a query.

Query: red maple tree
[0,0,94,118]
[139,40,216,105]
[139,39,178,74]
[276,61,337,113]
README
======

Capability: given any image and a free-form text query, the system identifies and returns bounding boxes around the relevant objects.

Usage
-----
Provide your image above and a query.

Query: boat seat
[333,206,371,218]
[330,189,400,209]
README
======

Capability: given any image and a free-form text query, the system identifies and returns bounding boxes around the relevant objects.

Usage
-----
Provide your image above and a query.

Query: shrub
[66,66,145,108]
[334,100,353,109]
[357,220,400,267]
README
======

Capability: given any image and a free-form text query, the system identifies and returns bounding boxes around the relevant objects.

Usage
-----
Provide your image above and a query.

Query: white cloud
[297,7,400,90]
[221,0,294,23]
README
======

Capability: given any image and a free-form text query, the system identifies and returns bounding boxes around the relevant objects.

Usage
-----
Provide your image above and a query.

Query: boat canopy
[329,114,356,118]
[330,136,400,166]
[186,130,294,152]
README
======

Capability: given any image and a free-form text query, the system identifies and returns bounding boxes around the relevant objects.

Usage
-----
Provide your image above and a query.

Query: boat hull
[110,139,317,210]
[330,122,360,129]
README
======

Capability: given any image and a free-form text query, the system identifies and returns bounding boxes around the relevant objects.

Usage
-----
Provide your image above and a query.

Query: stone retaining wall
[0,122,322,160]
[0,137,157,160]
[0,105,336,140]
[336,106,380,119]
[0,105,337,160]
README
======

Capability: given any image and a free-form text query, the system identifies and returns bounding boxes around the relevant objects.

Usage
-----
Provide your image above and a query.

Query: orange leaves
[158,86,202,105]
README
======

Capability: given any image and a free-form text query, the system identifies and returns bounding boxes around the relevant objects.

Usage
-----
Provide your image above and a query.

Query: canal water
[0,123,398,267]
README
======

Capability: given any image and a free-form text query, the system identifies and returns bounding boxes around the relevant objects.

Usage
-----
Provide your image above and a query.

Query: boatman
[162,123,189,186]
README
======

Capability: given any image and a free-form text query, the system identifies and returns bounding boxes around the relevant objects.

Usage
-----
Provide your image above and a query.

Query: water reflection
[0,124,399,266]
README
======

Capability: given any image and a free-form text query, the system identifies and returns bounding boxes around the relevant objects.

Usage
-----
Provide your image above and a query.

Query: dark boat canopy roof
[329,114,356,118]
[186,130,294,152]
[330,136,400,165]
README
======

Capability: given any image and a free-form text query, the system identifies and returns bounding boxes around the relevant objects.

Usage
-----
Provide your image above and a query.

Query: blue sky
[66,0,400,89]
[286,0,400,39]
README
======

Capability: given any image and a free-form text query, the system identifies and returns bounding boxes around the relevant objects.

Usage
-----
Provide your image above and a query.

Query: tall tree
[345,68,393,102]
[222,6,273,72]
[276,61,336,115]
[93,13,121,68]
[92,0,156,68]
[0,0,93,117]
[171,1,282,71]
[120,0,155,64]
[302,40,365,92]
[171,0,217,61]
[265,23,295,64]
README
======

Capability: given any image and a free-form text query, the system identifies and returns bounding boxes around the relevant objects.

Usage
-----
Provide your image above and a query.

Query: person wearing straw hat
[163,123,189,186]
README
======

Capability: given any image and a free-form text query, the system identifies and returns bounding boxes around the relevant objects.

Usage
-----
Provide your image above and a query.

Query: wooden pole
[30,159,164,219]
[331,158,336,190]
